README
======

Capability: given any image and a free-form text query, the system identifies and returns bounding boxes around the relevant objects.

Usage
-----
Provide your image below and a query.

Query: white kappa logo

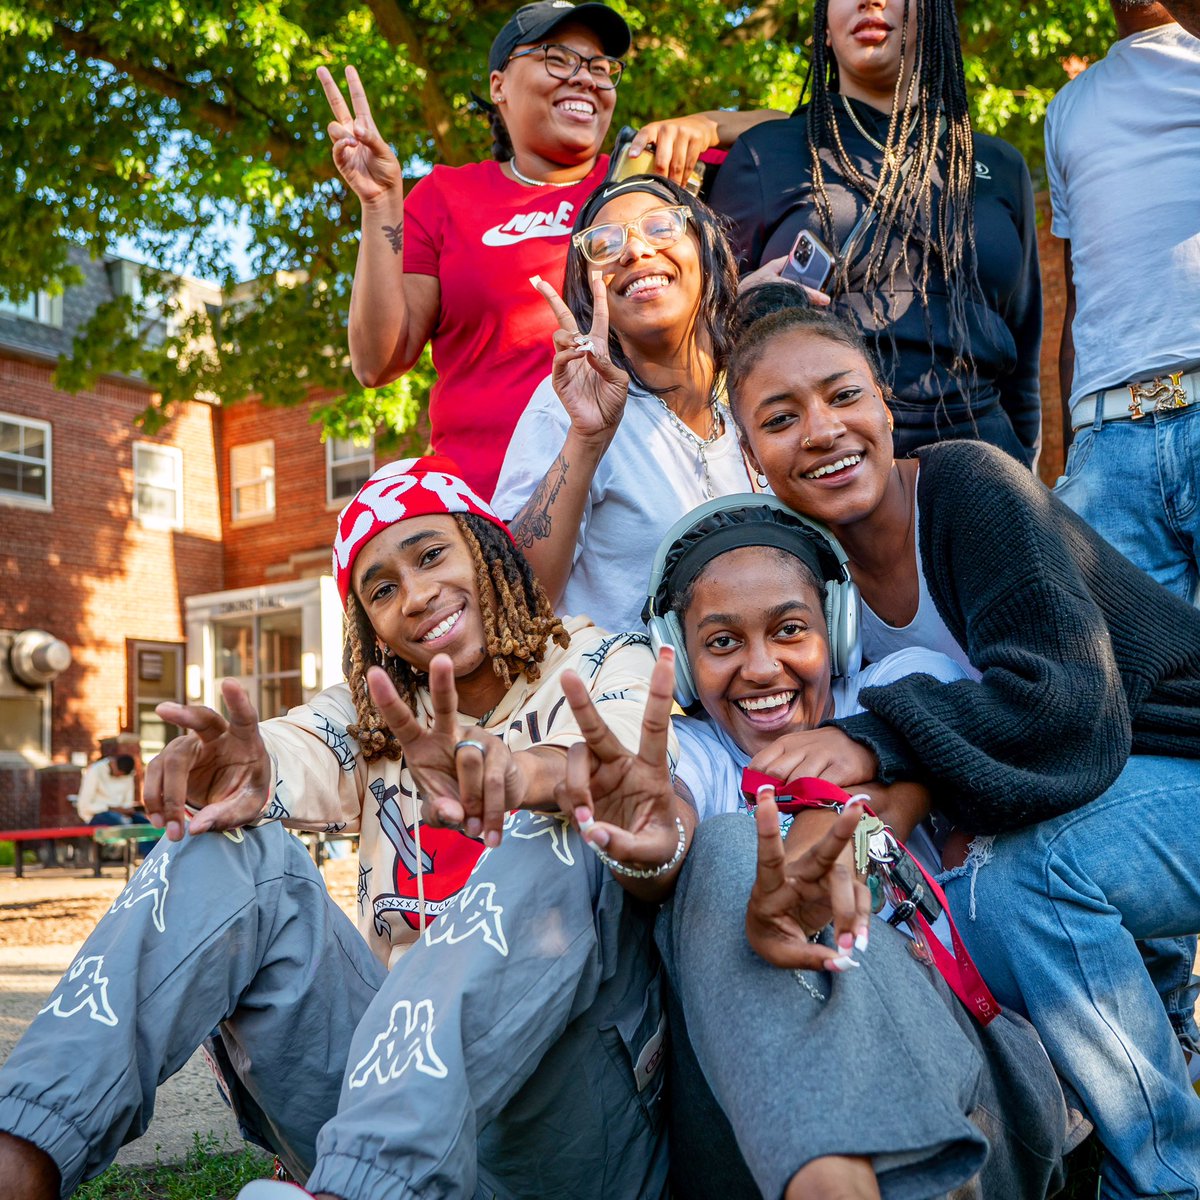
[482,200,577,246]
[424,881,508,956]
[348,998,448,1088]
[509,812,576,866]
[109,851,170,933]
[39,955,119,1027]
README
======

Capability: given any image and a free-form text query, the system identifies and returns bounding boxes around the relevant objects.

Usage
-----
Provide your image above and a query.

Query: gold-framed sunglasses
[572,205,692,267]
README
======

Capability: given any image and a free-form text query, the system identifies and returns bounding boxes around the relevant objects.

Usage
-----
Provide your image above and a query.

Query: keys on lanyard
[855,817,942,966]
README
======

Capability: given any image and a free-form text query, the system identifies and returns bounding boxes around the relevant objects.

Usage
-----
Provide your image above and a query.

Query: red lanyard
[740,770,1001,1026]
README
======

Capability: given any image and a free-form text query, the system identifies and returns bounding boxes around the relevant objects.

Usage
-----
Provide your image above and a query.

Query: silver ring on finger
[455,739,487,756]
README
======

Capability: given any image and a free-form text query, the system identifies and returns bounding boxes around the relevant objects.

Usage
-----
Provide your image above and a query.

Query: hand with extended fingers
[366,655,523,847]
[147,681,273,841]
[745,788,872,973]
[316,65,403,206]
[555,647,684,874]
[532,274,630,447]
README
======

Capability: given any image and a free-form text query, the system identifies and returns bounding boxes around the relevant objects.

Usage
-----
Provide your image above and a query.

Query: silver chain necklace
[655,393,724,499]
[508,157,583,188]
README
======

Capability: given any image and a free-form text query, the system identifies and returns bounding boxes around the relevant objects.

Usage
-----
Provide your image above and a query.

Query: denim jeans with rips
[939,755,1200,1200]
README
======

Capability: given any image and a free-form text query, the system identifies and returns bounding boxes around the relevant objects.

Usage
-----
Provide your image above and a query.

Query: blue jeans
[1055,401,1200,603]
[1054,405,1200,1059]
[940,756,1200,1199]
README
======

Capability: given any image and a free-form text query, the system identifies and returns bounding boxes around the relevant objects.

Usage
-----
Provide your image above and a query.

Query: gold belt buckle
[1128,372,1188,420]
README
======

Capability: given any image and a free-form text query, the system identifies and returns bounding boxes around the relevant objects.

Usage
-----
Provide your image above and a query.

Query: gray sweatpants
[658,813,1072,1200]
[0,815,666,1199]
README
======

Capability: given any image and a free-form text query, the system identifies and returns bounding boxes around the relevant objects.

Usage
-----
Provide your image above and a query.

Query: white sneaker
[237,1183,313,1198]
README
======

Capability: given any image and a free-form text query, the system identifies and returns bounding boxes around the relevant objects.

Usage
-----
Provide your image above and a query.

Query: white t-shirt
[1045,23,1200,409]
[859,487,981,680]
[491,376,755,635]
[75,758,136,821]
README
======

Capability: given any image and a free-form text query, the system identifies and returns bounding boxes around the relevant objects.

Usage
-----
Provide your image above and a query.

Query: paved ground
[0,853,358,1169]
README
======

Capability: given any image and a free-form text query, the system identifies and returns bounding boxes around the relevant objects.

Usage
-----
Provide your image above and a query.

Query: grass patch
[75,1133,271,1200]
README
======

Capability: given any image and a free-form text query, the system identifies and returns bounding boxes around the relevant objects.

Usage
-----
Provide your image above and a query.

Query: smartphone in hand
[781,229,836,291]
[606,126,707,196]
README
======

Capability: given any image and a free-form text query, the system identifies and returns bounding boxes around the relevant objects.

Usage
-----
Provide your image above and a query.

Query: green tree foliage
[0,1,1114,441]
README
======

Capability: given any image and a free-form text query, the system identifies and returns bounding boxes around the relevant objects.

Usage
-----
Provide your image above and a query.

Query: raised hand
[366,655,523,847]
[146,680,273,841]
[554,647,683,872]
[316,65,403,206]
[627,113,719,187]
[745,788,872,972]
[532,273,630,446]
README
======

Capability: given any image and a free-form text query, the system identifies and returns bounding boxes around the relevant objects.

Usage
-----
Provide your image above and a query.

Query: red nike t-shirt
[403,157,610,501]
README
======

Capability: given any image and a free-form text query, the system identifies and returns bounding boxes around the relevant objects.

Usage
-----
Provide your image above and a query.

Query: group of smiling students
[4,0,1200,1196]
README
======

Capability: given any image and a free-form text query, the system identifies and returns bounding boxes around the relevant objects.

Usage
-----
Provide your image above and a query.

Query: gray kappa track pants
[0,815,667,1199]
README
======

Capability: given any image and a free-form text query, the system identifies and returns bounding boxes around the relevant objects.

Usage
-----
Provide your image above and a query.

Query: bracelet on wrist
[592,818,687,880]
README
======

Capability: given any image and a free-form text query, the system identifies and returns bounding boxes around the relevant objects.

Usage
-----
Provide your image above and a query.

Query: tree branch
[365,0,470,164]
[53,20,300,162]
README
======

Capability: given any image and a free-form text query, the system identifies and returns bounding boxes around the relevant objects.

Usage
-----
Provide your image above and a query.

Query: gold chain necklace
[508,158,583,188]
[839,95,899,169]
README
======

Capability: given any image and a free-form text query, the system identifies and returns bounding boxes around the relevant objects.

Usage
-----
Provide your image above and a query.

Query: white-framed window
[231,440,275,521]
[133,441,183,529]
[0,413,52,507]
[326,436,374,507]
[0,291,63,327]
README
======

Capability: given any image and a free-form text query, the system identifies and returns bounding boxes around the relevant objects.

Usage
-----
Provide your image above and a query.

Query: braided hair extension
[343,514,569,761]
[805,0,981,395]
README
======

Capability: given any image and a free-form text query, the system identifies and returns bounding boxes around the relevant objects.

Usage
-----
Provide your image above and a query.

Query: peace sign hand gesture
[533,273,630,448]
[745,788,872,973]
[366,655,524,847]
[146,681,273,841]
[555,648,687,881]
[316,65,403,206]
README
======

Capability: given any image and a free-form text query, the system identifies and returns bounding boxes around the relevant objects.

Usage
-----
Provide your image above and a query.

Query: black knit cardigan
[833,440,1200,833]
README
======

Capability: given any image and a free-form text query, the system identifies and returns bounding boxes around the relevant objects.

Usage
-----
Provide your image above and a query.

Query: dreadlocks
[805,0,981,386]
[343,514,569,761]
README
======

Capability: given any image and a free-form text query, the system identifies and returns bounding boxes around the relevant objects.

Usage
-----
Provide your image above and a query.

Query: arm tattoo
[382,223,404,254]
[510,452,569,549]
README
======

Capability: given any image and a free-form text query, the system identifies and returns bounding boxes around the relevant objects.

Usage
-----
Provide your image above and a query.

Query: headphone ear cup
[647,612,695,708]
[823,575,862,678]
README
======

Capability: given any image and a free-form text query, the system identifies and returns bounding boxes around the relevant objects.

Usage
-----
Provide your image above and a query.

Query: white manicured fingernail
[577,813,596,835]
[529,275,543,289]
[855,931,870,954]
[827,955,860,972]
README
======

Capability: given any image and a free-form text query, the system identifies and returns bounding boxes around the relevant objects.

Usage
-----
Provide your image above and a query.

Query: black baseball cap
[488,2,631,74]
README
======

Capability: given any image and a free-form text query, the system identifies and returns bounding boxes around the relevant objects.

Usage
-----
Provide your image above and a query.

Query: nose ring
[803,436,813,449]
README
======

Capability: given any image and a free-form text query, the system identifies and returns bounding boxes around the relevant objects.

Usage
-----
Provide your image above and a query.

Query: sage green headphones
[641,495,862,708]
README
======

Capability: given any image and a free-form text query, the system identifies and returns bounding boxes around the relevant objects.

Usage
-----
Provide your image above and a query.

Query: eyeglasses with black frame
[504,43,624,89]
[572,205,692,267]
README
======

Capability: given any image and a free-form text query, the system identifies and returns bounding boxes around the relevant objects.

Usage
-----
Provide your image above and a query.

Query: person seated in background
[493,174,756,636]
[0,455,679,1200]
[75,752,145,829]
[631,495,1071,1200]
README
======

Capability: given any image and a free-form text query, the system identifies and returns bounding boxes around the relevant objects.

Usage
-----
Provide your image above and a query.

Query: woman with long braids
[726,296,1200,1197]
[318,1,776,496]
[0,456,690,1199]
[709,0,1042,466]
[492,175,757,635]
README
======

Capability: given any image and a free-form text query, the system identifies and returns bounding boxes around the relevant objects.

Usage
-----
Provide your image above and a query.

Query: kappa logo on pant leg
[109,851,170,933]
[348,998,448,1088]
[39,955,119,1027]
[424,881,508,956]
[508,812,576,867]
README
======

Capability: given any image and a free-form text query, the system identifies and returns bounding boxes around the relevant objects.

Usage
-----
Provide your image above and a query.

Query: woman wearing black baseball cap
[318,2,774,498]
